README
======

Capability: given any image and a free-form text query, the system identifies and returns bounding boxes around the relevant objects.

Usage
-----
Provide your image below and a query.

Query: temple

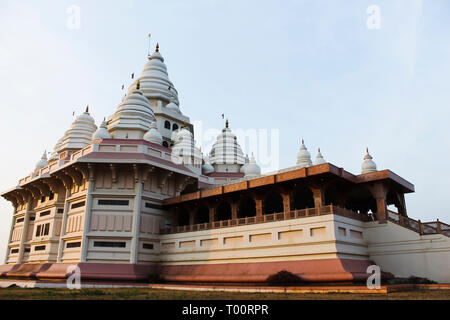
[1,44,449,284]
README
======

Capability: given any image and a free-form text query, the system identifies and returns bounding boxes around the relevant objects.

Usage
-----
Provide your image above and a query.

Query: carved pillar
[370,182,388,223]
[56,188,71,263]
[5,206,16,264]
[255,199,263,217]
[17,194,33,264]
[80,164,95,262]
[231,201,238,220]
[311,187,324,208]
[209,205,216,223]
[281,193,290,213]
[130,164,143,264]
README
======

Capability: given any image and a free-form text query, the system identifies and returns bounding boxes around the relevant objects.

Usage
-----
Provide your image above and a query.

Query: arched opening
[216,202,231,221]
[196,205,209,224]
[164,120,171,129]
[177,208,190,226]
[172,123,179,131]
[344,187,377,214]
[263,192,284,214]
[292,186,314,210]
[238,197,256,218]
[162,141,169,148]
[324,185,345,206]
[386,189,402,214]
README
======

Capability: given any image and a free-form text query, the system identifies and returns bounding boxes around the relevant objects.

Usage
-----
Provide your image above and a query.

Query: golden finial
[136,80,140,90]
[318,147,320,152]
[156,43,159,52]
[366,147,369,154]
[226,119,229,128]
[302,138,304,145]
[183,121,187,128]
[85,105,89,113]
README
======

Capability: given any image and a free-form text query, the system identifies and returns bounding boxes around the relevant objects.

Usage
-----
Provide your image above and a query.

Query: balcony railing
[386,210,450,237]
[160,205,369,234]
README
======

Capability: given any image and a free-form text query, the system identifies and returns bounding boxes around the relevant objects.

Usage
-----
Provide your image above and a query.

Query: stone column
[5,205,17,264]
[17,195,33,264]
[80,165,95,262]
[57,188,71,263]
[130,165,143,264]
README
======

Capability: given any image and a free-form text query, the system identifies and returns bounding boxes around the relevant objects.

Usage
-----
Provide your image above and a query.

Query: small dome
[35,151,48,171]
[202,154,214,175]
[143,121,163,145]
[92,118,112,141]
[171,126,202,166]
[244,154,261,178]
[296,139,312,168]
[361,147,377,174]
[209,120,245,166]
[313,148,326,165]
[166,100,181,113]
[240,154,250,173]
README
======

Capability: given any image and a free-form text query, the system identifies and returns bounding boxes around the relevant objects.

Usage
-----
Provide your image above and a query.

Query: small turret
[361,147,377,174]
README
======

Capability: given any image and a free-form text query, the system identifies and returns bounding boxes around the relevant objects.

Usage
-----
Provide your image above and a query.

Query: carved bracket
[159,171,174,189]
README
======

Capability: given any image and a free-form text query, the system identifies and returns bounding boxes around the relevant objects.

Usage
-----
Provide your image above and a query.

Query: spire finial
[318,147,320,152]
[302,138,304,145]
[156,43,159,52]
[136,79,140,90]
[85,105,89,113]
[226,119,229,128]
[366,147,369,154]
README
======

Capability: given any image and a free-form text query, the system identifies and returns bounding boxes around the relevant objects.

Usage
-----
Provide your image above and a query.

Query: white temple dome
[361,148,377,174]
[143,121,163,145]
[35,151,48,171]
[313,148,326,165]
[172,126,202,166]
[128,43,179,104]
[202,154,214,175]
[58,106,97,152]
[296,139,312,168]
[244,154,261,178]
[240,154,250,173]
[92,118,112,141]
[108,80,156,139]
[209,120,245,166]
[166,100,181,113]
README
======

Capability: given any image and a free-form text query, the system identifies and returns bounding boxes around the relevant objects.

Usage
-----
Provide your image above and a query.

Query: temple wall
[365,221,450,283]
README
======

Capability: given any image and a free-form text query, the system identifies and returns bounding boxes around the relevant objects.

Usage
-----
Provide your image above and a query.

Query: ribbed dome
[171,127,202,166]
[313,148,326,165]
[166,100,181,113]
[240,154,250,173]
[49,138,63,160]
[296,139,312,168]
[108,81,156,139]
[209,120,245,166]
[129,44,179,104]
[361,148,377,174]
[58,107,97,152]
[202,154,214,175]
[35,151,48,171]
[143,121,163,145]
[92,119,112,141]
[244,154,261,178]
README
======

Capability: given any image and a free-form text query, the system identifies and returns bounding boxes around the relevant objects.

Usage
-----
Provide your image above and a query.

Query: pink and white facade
[1,45,449,284]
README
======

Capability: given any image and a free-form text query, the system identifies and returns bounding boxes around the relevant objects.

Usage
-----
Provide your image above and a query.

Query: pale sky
[1,0,449,262]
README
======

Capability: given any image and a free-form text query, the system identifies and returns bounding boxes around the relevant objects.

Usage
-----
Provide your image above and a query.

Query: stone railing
[386,210,450,237]
[160,205,368,234]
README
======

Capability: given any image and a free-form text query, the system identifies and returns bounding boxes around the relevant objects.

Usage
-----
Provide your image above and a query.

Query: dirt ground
[0,287,449,300]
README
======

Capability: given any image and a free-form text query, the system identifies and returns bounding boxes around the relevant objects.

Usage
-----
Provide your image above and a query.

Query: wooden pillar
[255,199,263,217]
[311,187,324,208]
[370,182,388,223]
[209,205,216,223]
[231,201,238,220]
[281,193,290,213]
